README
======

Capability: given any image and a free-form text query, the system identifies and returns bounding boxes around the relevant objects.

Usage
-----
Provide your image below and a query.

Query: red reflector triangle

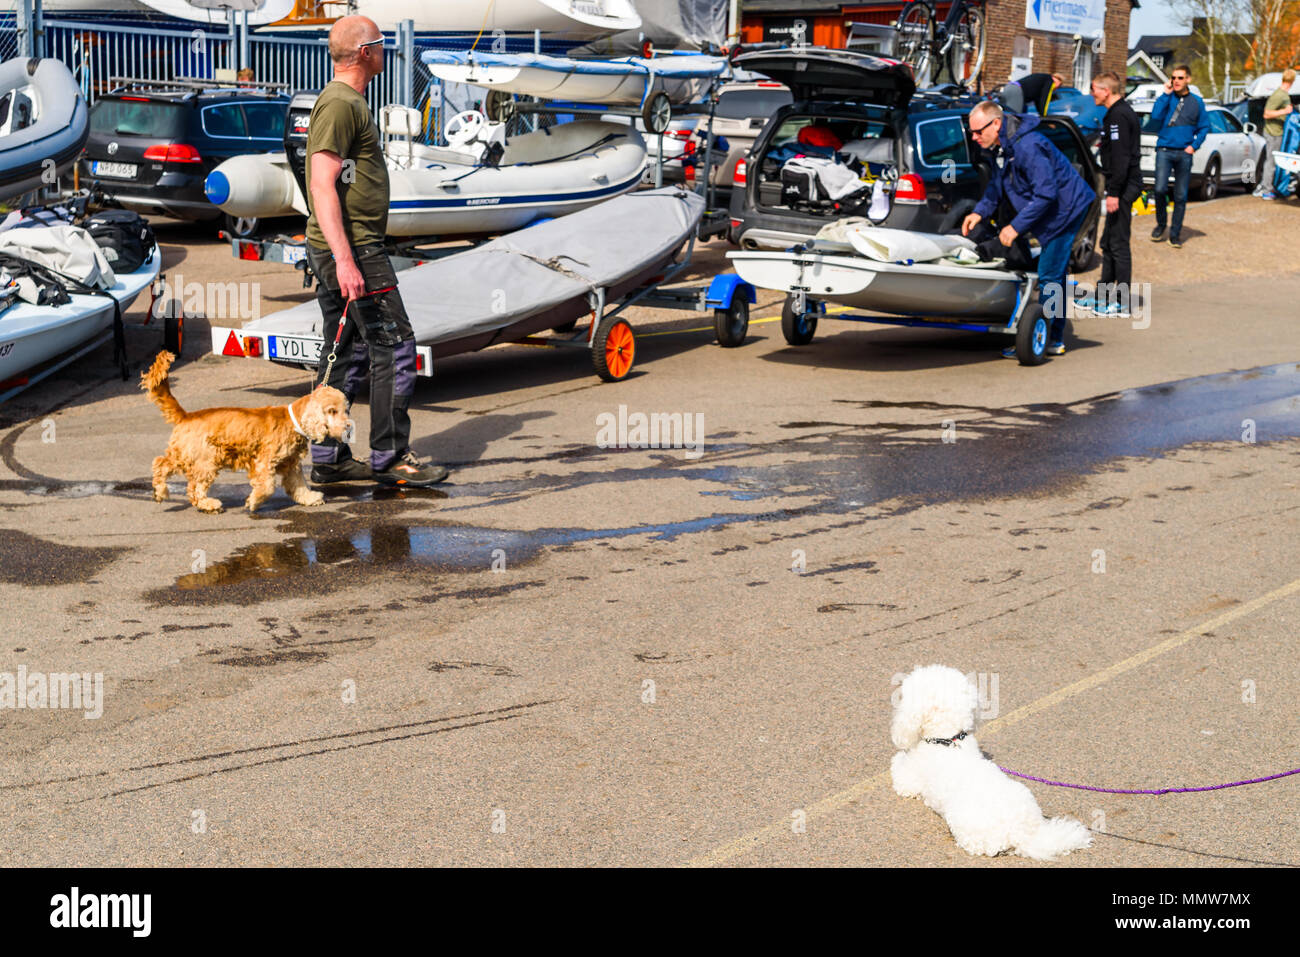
[222,330,244,357]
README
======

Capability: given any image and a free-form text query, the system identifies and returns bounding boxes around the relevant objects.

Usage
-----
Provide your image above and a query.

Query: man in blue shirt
[1148,65,1209,248]
[963,102,1096,357]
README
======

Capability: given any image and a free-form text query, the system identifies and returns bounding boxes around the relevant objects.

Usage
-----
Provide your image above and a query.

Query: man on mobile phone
[1148,65,1208,249]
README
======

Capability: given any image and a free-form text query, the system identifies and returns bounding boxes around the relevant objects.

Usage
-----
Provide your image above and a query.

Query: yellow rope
[469,0,497,52]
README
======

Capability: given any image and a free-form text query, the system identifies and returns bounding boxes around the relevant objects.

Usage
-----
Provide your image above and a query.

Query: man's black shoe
[1169,234,1183,248]
[310,457,373,484]
[374,450,449,487]
[1150,226,1166,242]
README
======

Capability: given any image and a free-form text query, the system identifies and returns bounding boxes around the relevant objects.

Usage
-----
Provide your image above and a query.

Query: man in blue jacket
[1148,65,1209,248]
[962,102,1096,357]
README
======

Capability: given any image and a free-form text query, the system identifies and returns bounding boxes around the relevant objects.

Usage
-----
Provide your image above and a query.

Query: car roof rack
[107,77,292,99]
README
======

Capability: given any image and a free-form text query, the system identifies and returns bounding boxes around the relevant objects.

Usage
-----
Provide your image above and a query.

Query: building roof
[1131,34,1190,56]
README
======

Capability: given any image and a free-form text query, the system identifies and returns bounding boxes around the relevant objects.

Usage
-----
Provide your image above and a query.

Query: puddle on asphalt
[0,529,126,586]
[6,363,1298,599]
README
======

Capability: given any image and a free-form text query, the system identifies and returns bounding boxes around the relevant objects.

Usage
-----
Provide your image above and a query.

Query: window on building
[1073,47,1093,91]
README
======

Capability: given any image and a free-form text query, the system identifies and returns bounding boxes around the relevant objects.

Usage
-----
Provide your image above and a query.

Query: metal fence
[2,14,573,146]
[40,18,406,116]
[1,11,18,62]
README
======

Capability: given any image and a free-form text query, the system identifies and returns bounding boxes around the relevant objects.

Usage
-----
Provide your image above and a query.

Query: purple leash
[999,765,1300,796]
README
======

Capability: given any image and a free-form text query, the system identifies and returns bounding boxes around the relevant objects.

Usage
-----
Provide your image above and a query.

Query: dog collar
[924,731,969,747]
[286,402,310,440]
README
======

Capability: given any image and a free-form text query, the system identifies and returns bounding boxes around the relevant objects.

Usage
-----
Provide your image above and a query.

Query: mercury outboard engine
[284,90,318,199]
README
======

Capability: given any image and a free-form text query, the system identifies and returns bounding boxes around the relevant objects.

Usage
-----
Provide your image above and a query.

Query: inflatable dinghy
[0,58,90,201]
[205,113,647,238]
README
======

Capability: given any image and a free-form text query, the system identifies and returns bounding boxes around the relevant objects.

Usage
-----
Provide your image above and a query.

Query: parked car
[728,47,1102,271]
[1133,100,1266,200]
[697,80,792,193]
[79,79,290,236]
[1127,81,1204,104]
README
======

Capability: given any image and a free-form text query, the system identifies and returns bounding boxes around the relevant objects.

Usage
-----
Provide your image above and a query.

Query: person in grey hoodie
[1148,65,1210,248]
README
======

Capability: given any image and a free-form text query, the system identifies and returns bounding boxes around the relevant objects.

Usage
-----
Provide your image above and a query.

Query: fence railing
[2,15,574,145]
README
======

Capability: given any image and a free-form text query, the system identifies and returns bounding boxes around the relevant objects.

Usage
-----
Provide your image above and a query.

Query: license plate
[268,335,322,363]
[280,244,307,264]
[91,160,138,179]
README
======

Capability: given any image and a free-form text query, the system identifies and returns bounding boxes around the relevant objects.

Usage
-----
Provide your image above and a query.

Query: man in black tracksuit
[1090,71,1142,315]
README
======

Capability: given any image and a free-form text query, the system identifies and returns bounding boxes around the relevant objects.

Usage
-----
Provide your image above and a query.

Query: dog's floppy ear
[296,393,329,443]
[890,675,928,751]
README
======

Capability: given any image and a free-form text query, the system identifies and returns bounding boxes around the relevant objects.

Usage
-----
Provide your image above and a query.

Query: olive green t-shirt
[1264,87,1292,137]
[305,81,389,249]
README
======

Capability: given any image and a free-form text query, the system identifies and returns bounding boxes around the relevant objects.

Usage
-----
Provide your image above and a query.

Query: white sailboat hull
[0,248,160,382]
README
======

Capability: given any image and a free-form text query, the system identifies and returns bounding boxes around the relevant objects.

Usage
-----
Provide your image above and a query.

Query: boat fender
[705,274,756,309]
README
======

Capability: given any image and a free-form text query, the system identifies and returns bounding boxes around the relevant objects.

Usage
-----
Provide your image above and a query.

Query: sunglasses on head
[358,37,384,51]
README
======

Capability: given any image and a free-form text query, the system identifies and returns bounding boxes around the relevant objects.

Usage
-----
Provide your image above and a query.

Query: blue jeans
[1036,209,1089,342]
[1153,148,1192,237]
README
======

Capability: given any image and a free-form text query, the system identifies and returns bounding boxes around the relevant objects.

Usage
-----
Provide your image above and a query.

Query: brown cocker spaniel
[142,351,352,513]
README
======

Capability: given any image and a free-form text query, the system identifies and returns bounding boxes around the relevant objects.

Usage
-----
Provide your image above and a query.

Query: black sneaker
[1169,234,1183,248]
[374,450,449,487]
[310,457,373,484]
[1150,226,1166,242]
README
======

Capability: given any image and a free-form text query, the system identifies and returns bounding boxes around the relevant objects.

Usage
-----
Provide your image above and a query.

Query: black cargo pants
[306,243,418,471]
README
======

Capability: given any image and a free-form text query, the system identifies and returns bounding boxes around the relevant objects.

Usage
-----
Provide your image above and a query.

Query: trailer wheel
[781,295,817,346]
[713,297,749,347]
[1014,302,1049,366]
[593,317,636,382]
[642,91,672,135]
[164,314,184,357]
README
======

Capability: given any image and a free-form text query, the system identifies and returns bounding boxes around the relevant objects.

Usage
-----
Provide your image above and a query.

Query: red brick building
[739,0,1137,91]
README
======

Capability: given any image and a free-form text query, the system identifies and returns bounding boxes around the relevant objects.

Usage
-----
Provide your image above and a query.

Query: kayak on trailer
[420,50,729,107]
[211,187,705,377]
[0,246,160,385]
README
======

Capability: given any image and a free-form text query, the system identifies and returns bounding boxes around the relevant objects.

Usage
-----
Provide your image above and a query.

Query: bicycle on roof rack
[894,0,986,90]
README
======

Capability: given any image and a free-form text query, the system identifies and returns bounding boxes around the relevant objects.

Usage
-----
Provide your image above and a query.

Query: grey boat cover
[250,187,705,347]
[571,0,728,55]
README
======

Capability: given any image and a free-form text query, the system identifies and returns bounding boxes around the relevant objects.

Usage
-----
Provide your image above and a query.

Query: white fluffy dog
[890,664,1092,861]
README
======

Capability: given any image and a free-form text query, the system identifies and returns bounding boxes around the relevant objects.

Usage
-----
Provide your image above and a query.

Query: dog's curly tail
[1014,816,1093,861]
[141,351,186,424]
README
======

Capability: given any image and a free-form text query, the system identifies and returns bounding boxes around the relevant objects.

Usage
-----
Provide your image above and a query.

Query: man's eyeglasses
[358,38,384,52]
[970,116,998,138]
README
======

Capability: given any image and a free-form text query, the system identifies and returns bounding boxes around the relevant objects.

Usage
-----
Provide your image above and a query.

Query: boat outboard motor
[284,90,318,200]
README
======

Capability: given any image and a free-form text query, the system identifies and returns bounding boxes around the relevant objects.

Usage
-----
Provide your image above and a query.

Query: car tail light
[894,173,926,204]
[143,143,203,164]
[242,335,262,358]
[734,158,747,185]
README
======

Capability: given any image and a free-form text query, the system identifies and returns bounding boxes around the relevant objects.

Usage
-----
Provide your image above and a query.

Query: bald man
[305,15,448,487]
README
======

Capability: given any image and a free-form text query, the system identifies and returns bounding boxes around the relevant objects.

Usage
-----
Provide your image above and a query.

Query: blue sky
[1129,0,1184,47]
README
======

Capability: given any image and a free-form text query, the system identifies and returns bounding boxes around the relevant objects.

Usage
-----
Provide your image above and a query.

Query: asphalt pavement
[0,192,1296,867]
